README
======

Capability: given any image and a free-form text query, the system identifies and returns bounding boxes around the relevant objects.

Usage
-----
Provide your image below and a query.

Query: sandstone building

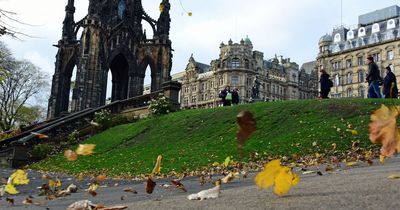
[176,38,318,109]
[317,5,400,98]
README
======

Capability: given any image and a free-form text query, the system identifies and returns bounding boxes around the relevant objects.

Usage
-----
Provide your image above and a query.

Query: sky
[1,0,399,94]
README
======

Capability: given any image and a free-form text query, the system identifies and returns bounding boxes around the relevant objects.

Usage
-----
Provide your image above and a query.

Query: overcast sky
[1,0,399,87]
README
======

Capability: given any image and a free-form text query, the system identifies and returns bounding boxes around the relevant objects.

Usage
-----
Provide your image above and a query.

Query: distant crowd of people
[319,55,398,99]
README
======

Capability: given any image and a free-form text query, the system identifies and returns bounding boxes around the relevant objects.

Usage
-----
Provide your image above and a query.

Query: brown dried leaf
[199,175,205,186]
[123,187,137,194]
[146,177,156,194]
[171,180,187,192]
[236,111,256,158]
[368,105,400,157]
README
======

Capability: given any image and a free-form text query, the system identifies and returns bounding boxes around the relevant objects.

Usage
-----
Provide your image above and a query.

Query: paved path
[1,157,400,210]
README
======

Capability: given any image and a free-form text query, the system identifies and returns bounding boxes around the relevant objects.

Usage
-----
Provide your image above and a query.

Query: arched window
[347,72,352,84]
[335,74,340,86]
[358,71,364,82]
[347,88,352,97]
[245,60,250,69]
[358,86,365,98]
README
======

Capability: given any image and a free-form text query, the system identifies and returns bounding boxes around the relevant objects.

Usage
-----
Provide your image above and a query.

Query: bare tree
[0,8,37,39]
[0,42,48,131]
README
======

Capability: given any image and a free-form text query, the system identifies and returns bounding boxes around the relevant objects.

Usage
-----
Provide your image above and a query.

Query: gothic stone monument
[48,0,173,119]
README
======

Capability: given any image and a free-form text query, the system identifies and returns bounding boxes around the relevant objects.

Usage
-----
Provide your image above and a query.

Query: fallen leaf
[97,175,106,182]
[199,175,205,186]
[5,184,18,194]
[171,180,187,192]
[67,200,97,210]
[87,183,98,197]
[236,111,256,158]
[64,150,78,161]
[8,169,29,185]
[254,159,299,196]
[123,187,137,194]
[56,178,62,188]
[187,185,220,200]
[152,155,163,175]
[388,174,400,179]
[346,129,358,135]
[221,172,235,183]
[224,156,231,167]
[302,171,316,175]
[76,144,96,156]
[380,155,385,164]
[31,132,48,139]
[146,177,156,194]
[331,143,337,151]
[368,105,400,157]
[346,162,358,166]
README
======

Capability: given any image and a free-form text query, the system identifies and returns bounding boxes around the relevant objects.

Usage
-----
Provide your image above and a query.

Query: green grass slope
[29,98,397,177]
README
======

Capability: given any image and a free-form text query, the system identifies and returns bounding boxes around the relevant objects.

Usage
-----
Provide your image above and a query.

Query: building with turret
[177,38,318,109]
[317,5,400,98]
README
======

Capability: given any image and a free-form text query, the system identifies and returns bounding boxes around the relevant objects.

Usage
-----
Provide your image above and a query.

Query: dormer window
[358,27,366,37]
[334,33,341,43]
[387,19,396,29]
[372,23,380,33]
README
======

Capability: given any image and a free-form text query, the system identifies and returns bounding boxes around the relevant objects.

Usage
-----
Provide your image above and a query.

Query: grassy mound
[29,98,396,177]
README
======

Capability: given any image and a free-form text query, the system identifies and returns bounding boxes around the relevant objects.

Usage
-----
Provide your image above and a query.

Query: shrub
[94,109,112,130]
[31,144,54,159]
[148,94,174,116]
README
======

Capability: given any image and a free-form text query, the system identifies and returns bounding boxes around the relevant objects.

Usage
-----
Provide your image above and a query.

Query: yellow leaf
[77,174,84,181]
[188,12,193,16]
[346,161,358,166]
[49,179,55,188]
[254,160,282,189]
[346,129,358,135]
[64,150,78,161]
[212,162,219,167]
[274,167,293,196]
[379,155,385,164]
[75,144,96,156]
[91,183,99,191]
[159,4,164,12]
[5,184,18,194]
[152,155,163,175]
[9,170,29,185]
[388,174,400,179]
[224,156,231,167]
[292,173,300,185]
[56,178,62,187]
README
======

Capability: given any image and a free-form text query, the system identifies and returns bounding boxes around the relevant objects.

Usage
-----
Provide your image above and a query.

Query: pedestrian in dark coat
[383,66,398,98]
[319,69,332,99]
[219,86,232,106]
[365,56,383,98]
[232,88,239,105]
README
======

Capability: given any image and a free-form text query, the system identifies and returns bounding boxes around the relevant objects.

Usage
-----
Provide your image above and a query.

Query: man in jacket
[365,56,383,98]
[383,65,398,98]
[319,69,332,99]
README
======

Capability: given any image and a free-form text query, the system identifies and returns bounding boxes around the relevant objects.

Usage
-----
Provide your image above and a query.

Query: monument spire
[62,0,75,41]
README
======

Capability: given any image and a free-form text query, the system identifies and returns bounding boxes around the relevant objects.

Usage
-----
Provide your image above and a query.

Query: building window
[272,85,275,94]
[335,74,340,86]
[231,58,240,68]
[218,78,223,86]
[347,72,352,84]
[388,50,394,60]
[358,71,364,82]
[346,59,352,68]
[231,75,239,86]
[371,53,381,62]
[347,88,352,97]
[247,77,252,86]
[191,96,196,103]
[358,87,365,98]
[245,60,250,69]
[357,56,364,66]
[332,61,342,70]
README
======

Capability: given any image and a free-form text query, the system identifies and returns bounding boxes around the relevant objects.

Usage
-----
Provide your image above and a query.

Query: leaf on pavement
[171,179,187,192]
[368,105,400,157]
[4,184,18,195]
[254,159,299,196]
[8,169,29,185]
[96,175,106,182]
[123,187,137,194]
[146,177,156,194]
[388,174,400,179]
[187,185,220,200]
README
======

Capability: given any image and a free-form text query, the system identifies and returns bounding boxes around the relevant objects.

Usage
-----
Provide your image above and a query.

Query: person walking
[319,69,332,99]
[365,56,383,98]
[232,87,239,105]
[383,65,398,98]
[219,86,232,106]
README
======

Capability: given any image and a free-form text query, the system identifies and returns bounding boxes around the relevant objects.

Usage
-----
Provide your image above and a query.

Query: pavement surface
[1,157,400,210]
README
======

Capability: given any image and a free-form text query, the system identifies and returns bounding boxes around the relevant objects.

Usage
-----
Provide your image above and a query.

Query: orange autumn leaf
[152,155,163,175]
[97,175,106,182]
[368,105,400,157]
[236,111,256,158]
[64,150,78,161]
[146,177,156,194]
[76,144,96,156]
